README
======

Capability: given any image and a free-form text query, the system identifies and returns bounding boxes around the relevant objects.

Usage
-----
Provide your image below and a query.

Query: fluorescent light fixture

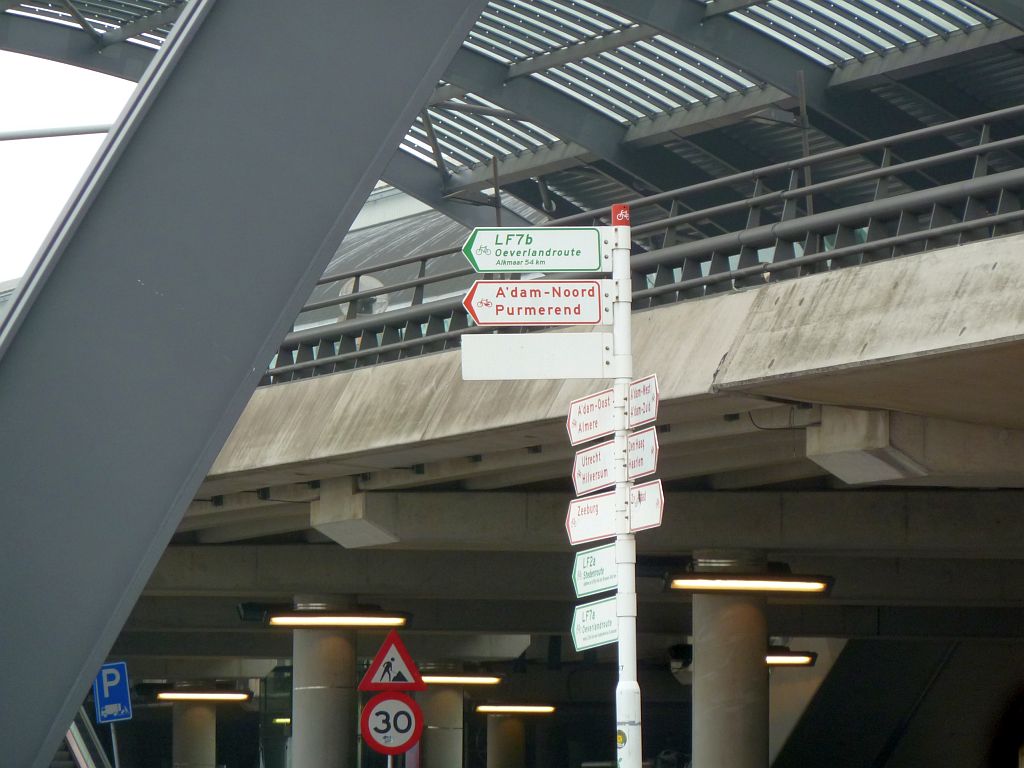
[156,691,252,702]
[272,717,292,725]
[476,705,555,714]
[267,612,407,628]
[668,574,832,594]
[766,649,817,667]
[423,675,502,685]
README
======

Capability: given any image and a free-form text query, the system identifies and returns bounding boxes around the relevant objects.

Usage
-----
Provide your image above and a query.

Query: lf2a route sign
[359,629,426,692]
[361,692,424,756]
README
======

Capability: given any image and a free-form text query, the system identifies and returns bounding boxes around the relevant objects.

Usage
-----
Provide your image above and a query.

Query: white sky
[0,50,135,282]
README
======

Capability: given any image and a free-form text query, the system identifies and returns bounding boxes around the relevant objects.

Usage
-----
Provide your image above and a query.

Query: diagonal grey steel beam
[100,2,184,46]
[596,0,967,179]
[0,0,487,766]
[0,11,154,80]
[0,14,514,230]
[443,85,790,197]
[829,22,1024,90]
[971,0,1024,30]
[444,47,744,204]
[703,0,766,18]
[507,23,656,78]
[56,0,103,42]
[383,149,532,228]
[595,0,946,144]
[445,47,648,180]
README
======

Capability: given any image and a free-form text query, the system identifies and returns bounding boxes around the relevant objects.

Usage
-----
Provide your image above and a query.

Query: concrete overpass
[132,229,1024,765]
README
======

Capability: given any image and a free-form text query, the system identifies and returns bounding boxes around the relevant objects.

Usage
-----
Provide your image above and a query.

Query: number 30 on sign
[361,692,424,756]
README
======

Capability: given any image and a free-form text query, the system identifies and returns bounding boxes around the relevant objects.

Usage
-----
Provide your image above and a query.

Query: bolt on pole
[610,203,642,767]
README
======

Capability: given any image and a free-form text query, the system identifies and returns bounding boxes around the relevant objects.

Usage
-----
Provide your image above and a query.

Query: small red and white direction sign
[359,630,426,692]
[626,426,659,482]
[566,387,615,446]
[571,427,660,496]
[565,479,666,545]
[462,280,608,326]
[572,440,617,496]
[628,375,659,429]
[566,375,660,446]
[629,479,664,532]
[566,489,617,545]
[361,692,424,756]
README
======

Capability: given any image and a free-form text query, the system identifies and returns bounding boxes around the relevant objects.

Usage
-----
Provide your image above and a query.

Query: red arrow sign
[462,280,607,326]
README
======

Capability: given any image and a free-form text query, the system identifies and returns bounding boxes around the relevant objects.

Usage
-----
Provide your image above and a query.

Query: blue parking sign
[93,662,132,724]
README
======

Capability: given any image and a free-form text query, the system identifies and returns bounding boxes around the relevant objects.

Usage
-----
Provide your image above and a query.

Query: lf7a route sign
[463,280,609,326]
[572,595,619,651]
[462,227,612,273]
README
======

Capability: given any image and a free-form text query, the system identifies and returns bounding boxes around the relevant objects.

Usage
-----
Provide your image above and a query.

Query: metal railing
[264,104,1024,384]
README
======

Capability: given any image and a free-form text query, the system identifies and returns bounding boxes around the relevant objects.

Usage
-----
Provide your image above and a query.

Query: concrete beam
[194,510,311,544]
[312,479,398,548]
[209,235,1024,496]
[205,289,763,493]
[115,597,1024,649]
[708,461,827,490]
[159,484,1024,581]
[456,429,808,490]
[808,407,1024,486]
[716,234,1024,430]
[120,656,281,681]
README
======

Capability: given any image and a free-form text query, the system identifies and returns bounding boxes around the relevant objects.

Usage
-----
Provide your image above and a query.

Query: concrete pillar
[172,702,216,768]
[420,687,464,767]
[291,598,357,768]
[692,593,768,768]
[691,552,768,768]
[486,716,525,768]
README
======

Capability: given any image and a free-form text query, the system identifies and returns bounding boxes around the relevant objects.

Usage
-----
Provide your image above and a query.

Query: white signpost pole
[609,204,641,767]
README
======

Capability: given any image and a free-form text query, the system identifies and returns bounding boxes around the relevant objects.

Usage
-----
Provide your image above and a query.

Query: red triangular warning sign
[359,630,426,692]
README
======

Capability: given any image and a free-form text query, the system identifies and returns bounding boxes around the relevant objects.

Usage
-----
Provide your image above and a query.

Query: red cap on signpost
[611,203,630,225]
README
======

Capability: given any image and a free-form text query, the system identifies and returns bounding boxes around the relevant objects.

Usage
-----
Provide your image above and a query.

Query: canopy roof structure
[4,0,1024,225]
[6,4,1024,767]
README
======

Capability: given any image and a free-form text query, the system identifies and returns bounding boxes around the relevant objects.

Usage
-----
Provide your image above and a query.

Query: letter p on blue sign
[93,661,132,724]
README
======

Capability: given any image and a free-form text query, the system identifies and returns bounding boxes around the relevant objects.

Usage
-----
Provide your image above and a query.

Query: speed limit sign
[361,692,424,755]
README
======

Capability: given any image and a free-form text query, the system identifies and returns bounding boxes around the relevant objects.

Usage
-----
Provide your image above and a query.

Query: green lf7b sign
[462,227,612,273]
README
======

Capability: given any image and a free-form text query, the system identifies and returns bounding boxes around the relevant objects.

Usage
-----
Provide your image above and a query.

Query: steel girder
[0,1,486,766]
[445,47,730,195]
[0,12,524,230]
[829,22,1024,90]
[971,0,1024,30]
[0,10,154,79]
[443,47,752,229]
[384,149,532,228]
[593,0,958,146]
